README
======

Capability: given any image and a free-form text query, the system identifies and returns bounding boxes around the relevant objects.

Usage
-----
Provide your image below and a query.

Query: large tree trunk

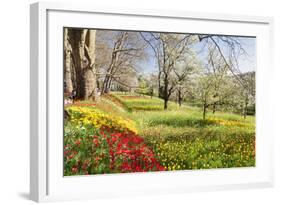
[102,78,107,94]
[178,90,182,107]
[164,99,168,110]
[163,75,169,110]
[203,105,207,120]
[102,75,112,94]
[64,28,73,93]
[243,96,249,119]
[108,77,113,91]
[68,29,97,100]
[158,71,162,98]
[85,30,97,100]
[69,29,87,99]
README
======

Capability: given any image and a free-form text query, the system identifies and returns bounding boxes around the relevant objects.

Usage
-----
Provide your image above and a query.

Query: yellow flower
[66,106,137,133]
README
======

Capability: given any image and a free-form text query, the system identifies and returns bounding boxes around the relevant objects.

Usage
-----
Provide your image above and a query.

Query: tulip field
[64,93,255,176]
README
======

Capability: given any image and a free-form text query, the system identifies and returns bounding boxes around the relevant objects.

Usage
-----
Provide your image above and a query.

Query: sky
[232,37,256,73]
[138,34,256,75]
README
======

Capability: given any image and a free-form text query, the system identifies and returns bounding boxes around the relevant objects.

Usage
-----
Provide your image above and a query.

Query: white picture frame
[30,2,274,202]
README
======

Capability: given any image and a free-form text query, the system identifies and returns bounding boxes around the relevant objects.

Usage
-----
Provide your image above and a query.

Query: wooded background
[64,28,255,119]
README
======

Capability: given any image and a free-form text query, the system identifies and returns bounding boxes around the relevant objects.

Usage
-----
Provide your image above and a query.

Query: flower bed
[66,106,137,133]
[64,105,165,175]
[208,117,254,128]
[144,128,255,170]
[64,124,165,175]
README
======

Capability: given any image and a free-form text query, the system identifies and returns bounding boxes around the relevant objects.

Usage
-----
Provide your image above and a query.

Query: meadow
[64,93,255,176]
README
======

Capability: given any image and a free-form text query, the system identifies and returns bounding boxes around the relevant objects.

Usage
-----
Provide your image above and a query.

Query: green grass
[111,93,255,170]
[68,92,255,171]
[112,93,180,111]
[132,110,215,128]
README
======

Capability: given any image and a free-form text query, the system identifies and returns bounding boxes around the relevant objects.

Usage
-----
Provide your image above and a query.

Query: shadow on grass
[146,118,217,128]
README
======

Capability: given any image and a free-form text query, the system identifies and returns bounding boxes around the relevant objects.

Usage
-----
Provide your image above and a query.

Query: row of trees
[137,33,255,118]
[193,45,255,119]
[64,28,255,119]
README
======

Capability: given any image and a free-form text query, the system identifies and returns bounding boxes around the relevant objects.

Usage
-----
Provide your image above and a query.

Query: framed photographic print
[30,2,274,202]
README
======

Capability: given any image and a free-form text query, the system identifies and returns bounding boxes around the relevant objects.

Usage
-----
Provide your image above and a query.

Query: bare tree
[63,28,73,94]
[173,53,198,106]
[140,32,195,109]
[98,31,146,94]
[194,45,240,120]
[237,71,255,118]
[198,35,251,91]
